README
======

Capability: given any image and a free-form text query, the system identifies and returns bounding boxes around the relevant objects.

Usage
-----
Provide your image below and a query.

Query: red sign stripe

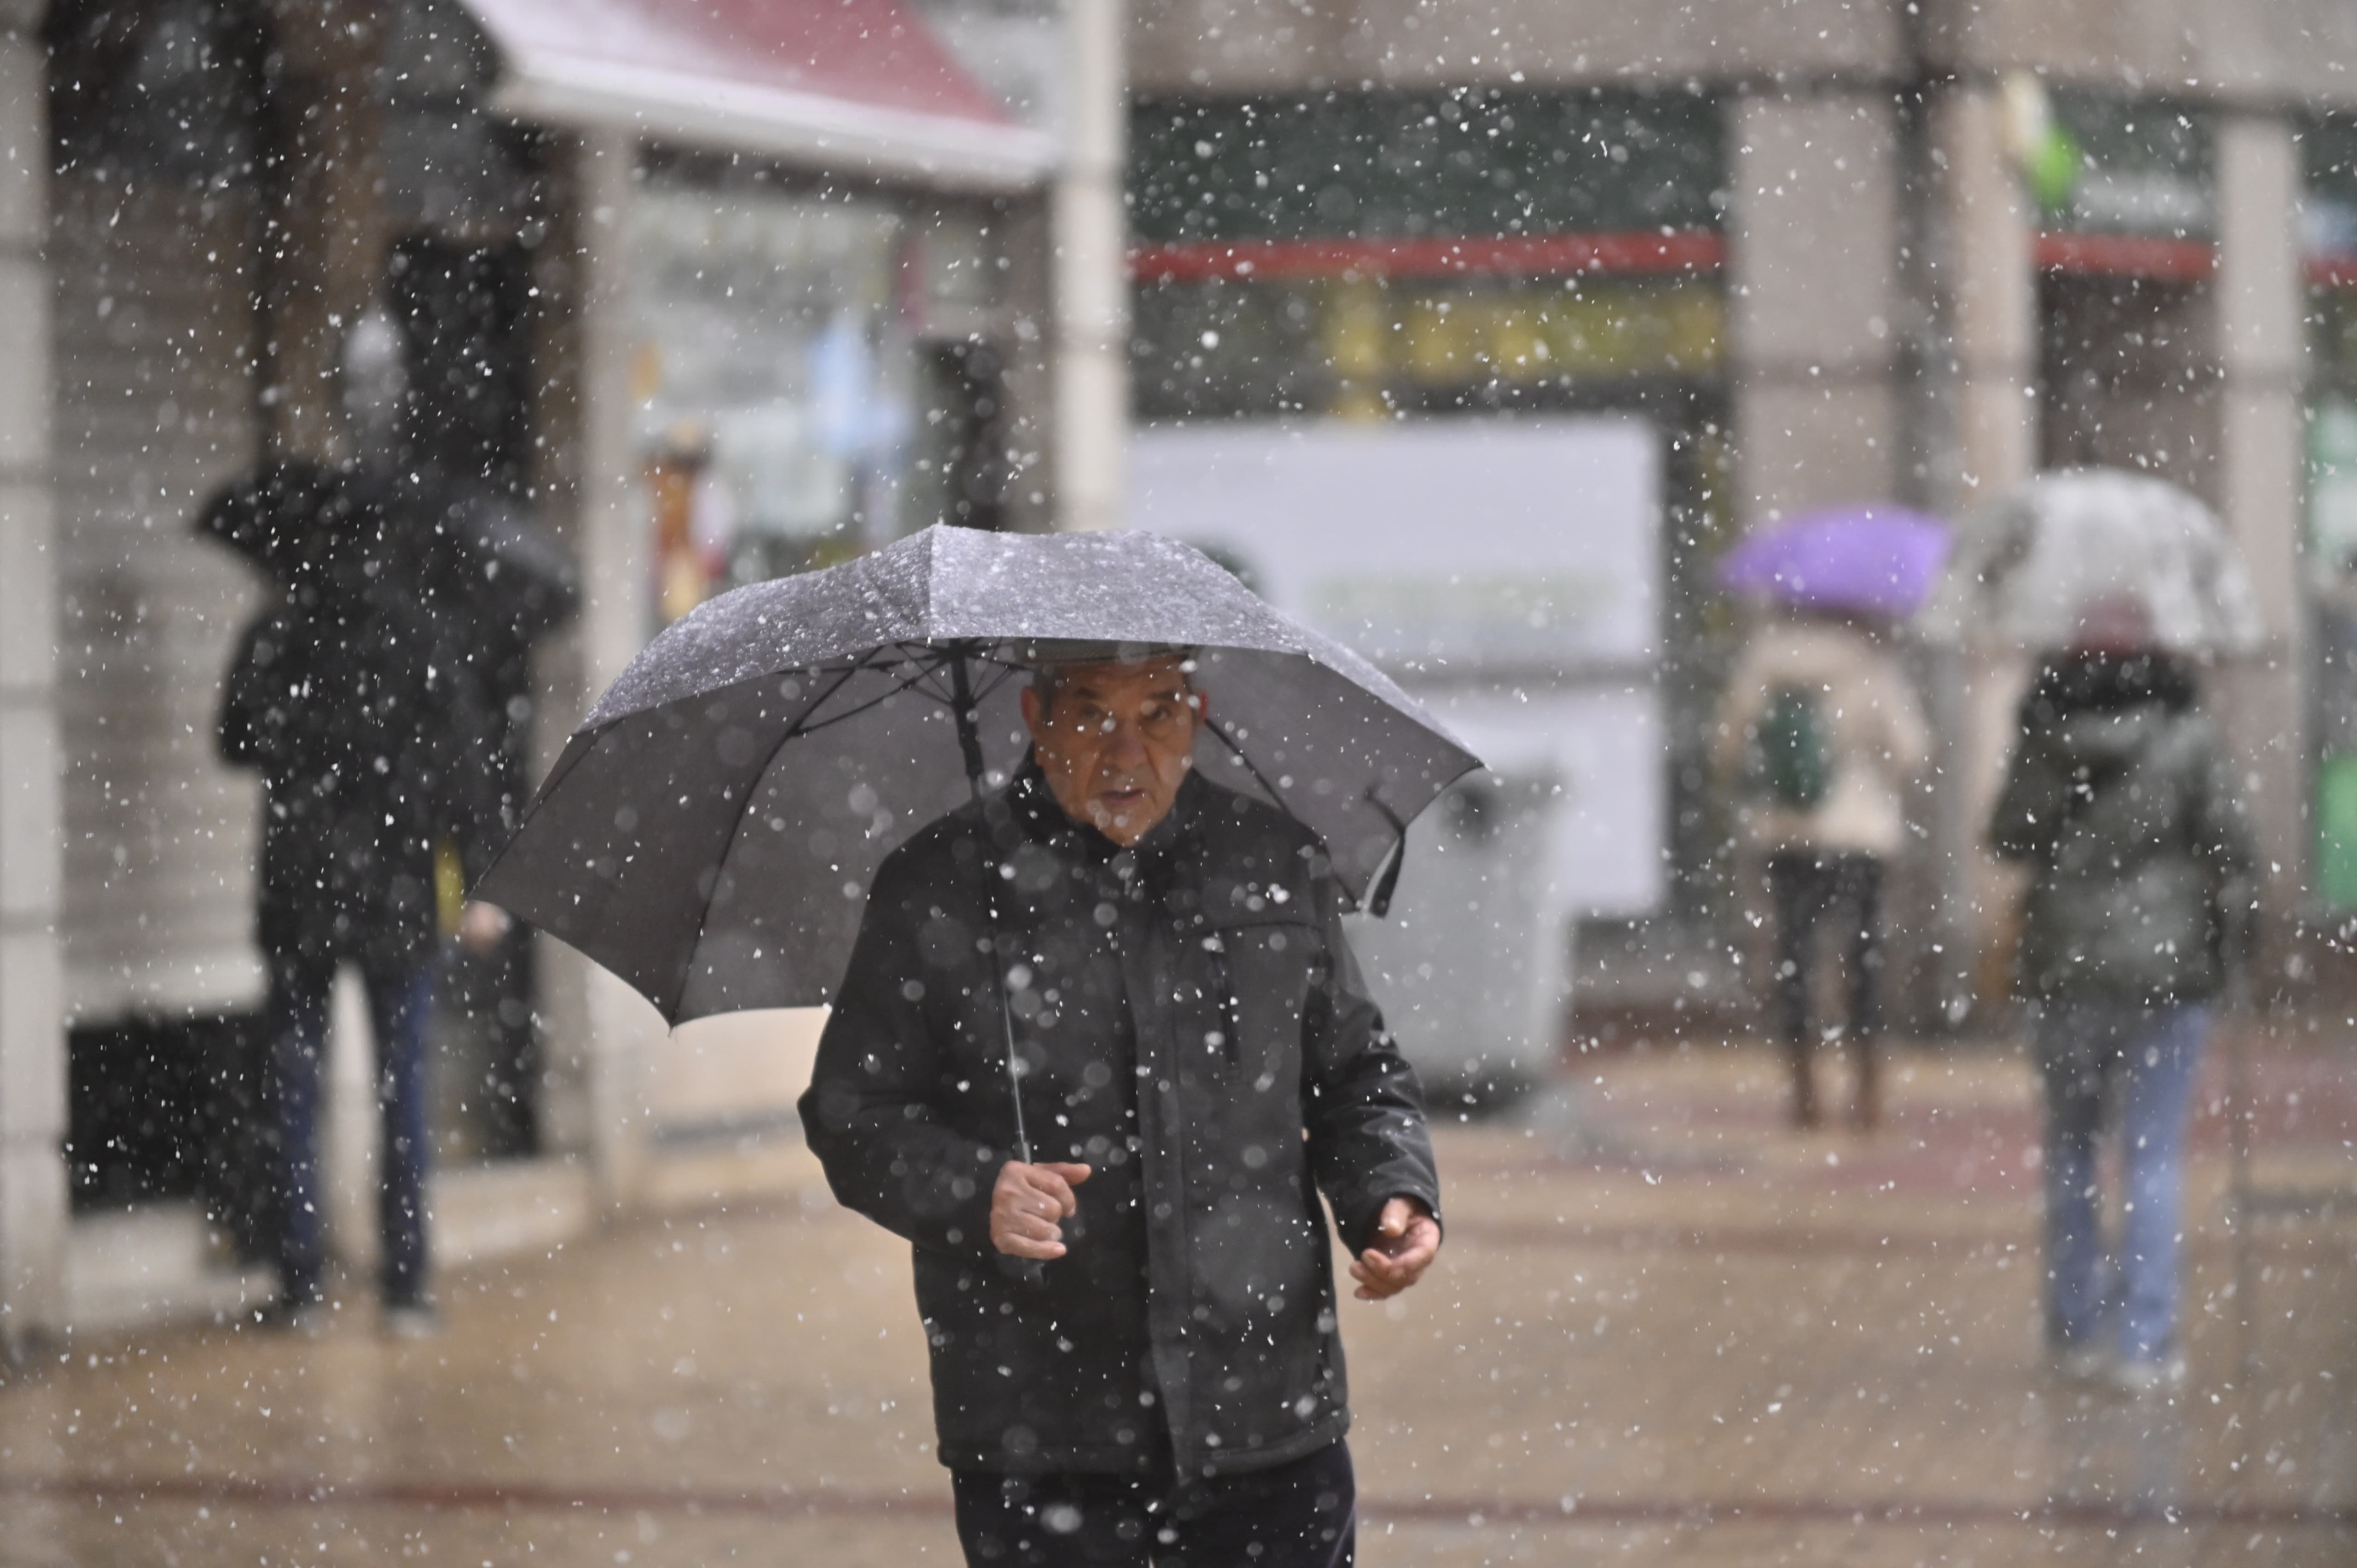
[2032,230,2217,282]
[2308,252,2357,289]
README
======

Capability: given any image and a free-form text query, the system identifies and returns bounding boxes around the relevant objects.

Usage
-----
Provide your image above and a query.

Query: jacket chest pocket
[1183,915,1319,1085]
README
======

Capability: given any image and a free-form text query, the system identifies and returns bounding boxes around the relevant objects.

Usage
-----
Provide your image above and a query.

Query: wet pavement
[2,1027,2352,1566]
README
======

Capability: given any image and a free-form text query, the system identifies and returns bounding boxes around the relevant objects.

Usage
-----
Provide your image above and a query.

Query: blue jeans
[270,953,436,1309]
[2033,998,2208,1365]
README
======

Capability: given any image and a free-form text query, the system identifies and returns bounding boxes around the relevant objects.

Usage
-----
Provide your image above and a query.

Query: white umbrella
[1923,467,2263,656]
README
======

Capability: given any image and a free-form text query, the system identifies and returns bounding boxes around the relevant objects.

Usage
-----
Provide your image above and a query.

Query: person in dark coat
[219,541,487,1330]
[799,650,1442,1567]
[214,311,506,1332]
[1990,597,2253,1395]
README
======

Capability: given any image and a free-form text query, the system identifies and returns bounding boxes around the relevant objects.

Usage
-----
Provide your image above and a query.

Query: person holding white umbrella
[1967,470,2260,1396]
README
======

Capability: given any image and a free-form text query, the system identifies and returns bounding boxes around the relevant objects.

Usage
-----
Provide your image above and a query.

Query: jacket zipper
[1202,933,1240,1068]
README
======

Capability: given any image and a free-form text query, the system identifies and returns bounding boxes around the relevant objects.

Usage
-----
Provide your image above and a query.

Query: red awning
[463,0,1057,192]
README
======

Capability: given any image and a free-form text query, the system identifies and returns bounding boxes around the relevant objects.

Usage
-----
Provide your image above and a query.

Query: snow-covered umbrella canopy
[474,525,1481,1024]
[1922,467,2263,657]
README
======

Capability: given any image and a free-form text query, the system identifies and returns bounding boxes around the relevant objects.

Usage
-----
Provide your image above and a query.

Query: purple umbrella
[1717,505,1951,618]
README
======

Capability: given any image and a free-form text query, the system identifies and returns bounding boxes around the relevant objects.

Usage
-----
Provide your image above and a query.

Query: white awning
[462,0,1058,193]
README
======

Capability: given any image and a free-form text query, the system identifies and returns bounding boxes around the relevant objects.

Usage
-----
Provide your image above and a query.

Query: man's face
[1020,656,1202,846]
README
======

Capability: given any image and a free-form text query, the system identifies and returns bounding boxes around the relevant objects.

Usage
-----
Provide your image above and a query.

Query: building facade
[1123,0,2357,1028]
[0,0,1110,1345]
[8,0,2357,1346]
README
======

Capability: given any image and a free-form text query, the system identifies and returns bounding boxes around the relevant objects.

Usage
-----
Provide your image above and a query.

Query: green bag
[1746,683,1832,810]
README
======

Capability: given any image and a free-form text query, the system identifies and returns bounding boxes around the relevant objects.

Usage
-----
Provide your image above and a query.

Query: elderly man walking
[800,649,1442,1567]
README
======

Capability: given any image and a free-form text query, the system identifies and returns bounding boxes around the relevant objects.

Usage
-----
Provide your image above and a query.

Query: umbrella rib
[1201,716,1294,820]
[1200,714,1408,914]
[774,643,1027,743]
[666,648,878,1020]
[971,660,1024,702]
[661,644,1016,1019]
[782,655,963,740]
[895,642,1022,709]
[1358,789,1411,918]
[896,643,968,709]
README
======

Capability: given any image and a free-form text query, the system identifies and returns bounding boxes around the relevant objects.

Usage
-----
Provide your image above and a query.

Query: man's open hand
[1349,1196,1440,1301]
[990,1160,1092,1259]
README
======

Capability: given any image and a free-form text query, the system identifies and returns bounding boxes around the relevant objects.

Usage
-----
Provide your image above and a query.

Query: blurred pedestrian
[219,554,475,1335]
[1990,593,2253,1394]
[214,313,494,1336]
[1717,607,1930,1129]
[800,650,1441,1567]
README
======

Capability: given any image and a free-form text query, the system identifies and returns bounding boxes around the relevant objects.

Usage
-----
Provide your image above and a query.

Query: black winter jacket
[219,564,488,970]
[799,762,1440,1479]
[1990,654,2254,1002]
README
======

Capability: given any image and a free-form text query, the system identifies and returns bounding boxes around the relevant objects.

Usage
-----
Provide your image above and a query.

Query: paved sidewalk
[1,1029,2351,1566]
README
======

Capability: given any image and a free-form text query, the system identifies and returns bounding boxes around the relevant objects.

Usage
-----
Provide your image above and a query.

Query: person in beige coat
[1716,611,1931,1128]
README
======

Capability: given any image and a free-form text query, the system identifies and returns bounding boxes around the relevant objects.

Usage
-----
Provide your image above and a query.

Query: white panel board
[1130,417,1659,673]
[1131,418,1665,918]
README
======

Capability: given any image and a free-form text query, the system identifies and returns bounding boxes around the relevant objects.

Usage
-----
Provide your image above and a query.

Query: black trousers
[952,1441,1355,1568]
[1763,851,1885,1127]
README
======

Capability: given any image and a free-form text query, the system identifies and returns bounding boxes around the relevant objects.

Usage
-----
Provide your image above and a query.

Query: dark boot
[1788,1037,1819,1129]
[1852,1035,1880,1132]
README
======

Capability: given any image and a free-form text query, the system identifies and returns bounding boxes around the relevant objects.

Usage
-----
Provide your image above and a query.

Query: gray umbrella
[475,524,1481,1029]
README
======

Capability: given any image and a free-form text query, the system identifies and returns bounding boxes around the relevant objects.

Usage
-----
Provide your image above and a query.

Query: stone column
[1933,81,2039,1018]
[1937,85,2039,513]
[996,197,1058,535]
[1724,90,1908,1012]
[0,0,64,1354]
[1051,0,1128,532]
[2213,113,2308,979]
[540,130,662,1216]
[1728,92,1904,523]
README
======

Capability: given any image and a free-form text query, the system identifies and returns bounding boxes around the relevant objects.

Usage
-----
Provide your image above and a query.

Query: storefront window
[626,183,913,625]
[1135,275,1723,421]
[1129,89,1722,244]
[2034,87,2213,240]
[1125,88,1736,931]
[1129,88,1726,423]
[2029,92,2219,474]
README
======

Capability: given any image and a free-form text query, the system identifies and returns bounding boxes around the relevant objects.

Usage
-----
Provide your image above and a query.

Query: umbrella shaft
[950,650,1033,1166]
